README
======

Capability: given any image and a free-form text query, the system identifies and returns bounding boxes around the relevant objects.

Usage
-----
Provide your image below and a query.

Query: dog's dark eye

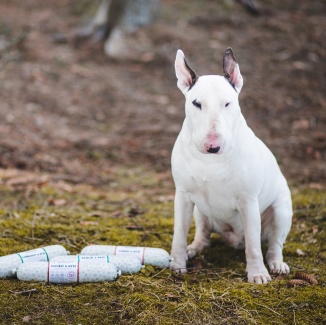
[225,102,230,108]
[192,99,202,110]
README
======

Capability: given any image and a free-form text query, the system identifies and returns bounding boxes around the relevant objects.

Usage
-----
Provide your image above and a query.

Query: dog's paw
[187,240,210,259]
[247,267,271,284]
[187,243,200,259]
[169,257,187,274]
[187,248,196,259]
[268,261,290,274]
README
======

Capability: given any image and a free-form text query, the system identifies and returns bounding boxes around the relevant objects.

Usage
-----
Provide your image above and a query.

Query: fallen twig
[9,288,37,295]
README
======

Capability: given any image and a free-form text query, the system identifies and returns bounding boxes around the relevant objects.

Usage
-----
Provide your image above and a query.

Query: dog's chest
[174,157,239,221]
[192,186,238,223]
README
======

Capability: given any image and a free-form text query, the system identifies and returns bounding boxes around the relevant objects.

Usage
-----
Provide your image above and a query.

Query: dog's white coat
[170,49,292,284]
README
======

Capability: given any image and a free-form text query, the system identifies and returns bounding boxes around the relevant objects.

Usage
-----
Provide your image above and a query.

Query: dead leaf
[308,238,317,244]
[273,273,287,281]
[6,174,46,186]
[292,61,310,70]
[80,221,99,226]
[296,249,305,256]
[165,294,180,301]
[311,226,319,235]
[54,181,73,192]
[48,198,67,206]
[22,315,32,323]
[308,183,325,190]
[140,265,156,277]
[291,119,310,130]
[145,265,156,274]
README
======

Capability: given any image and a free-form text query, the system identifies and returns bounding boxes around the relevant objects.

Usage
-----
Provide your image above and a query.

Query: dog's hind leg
[263,191,292,274]
[187,206,212,259]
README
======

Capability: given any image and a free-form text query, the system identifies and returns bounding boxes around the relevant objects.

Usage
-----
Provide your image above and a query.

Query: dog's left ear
[175,49,198,95]
[223,48,243,93]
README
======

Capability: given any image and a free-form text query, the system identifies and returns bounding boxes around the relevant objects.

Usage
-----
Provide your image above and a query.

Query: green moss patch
[0,172,325,324]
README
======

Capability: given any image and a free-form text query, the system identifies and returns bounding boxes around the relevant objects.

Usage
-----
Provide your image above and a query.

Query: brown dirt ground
[0,0,325,188]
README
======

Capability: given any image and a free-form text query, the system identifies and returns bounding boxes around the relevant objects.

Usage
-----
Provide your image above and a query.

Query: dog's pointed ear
[175,49,198,94]
[223,48,243,93]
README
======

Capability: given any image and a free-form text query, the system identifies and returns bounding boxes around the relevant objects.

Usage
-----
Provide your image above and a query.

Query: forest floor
[0,0,325,324]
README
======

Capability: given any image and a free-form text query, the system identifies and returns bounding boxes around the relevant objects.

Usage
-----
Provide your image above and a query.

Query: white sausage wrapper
[80,245,170,268]
[17,262,120,283]
[50,255,143,274]
[0,245,68,278]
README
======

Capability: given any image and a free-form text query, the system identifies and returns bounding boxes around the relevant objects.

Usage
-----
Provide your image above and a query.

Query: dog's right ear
[175,50,198,94]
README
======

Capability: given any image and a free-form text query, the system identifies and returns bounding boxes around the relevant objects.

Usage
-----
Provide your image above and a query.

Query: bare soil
[0,0,325,186]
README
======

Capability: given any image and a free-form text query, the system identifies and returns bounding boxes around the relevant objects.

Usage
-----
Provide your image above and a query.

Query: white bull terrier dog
[169,48,292,284]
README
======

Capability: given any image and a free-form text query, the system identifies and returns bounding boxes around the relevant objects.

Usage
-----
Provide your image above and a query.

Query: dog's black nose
[207,146,220,153]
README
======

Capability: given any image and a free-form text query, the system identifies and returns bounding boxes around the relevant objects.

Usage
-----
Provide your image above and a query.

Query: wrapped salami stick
[16,262,120,283]
[0,245,68,278]
[50,255,143,274]
[80,245,170,268]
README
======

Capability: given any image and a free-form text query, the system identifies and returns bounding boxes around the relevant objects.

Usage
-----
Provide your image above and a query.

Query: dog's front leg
[170,189,194,273]
[237,197,271,284]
